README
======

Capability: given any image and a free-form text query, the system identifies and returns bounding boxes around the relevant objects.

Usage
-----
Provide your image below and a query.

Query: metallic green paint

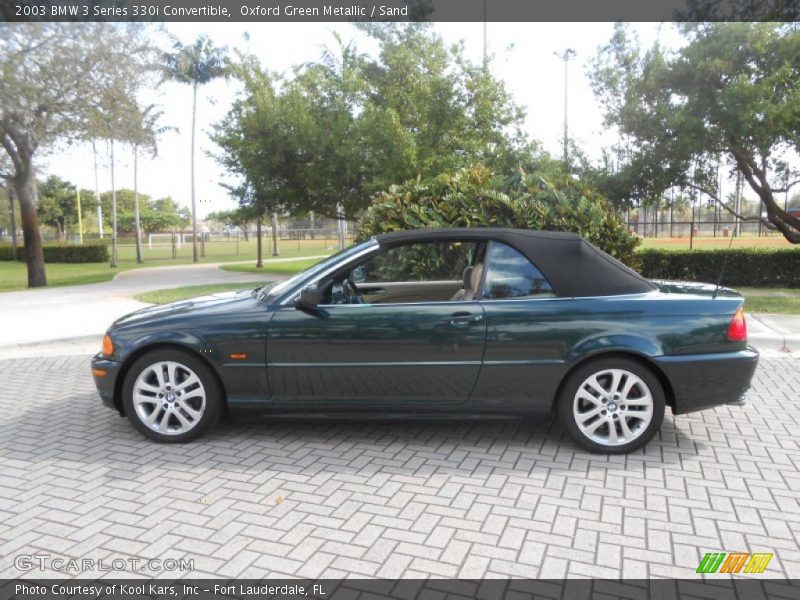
[266,302,486,407]
[91,270,757,421]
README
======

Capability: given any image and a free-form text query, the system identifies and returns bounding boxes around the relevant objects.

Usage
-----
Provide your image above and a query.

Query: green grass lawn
[134,282,269,305]
[221,258,324,275]
[739,287,800,315]
[742,295,800,314]
[0,261,123,291]
[0,242,331,293]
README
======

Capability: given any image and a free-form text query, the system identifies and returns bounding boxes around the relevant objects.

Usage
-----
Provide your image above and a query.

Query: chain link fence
[0,220,360,264]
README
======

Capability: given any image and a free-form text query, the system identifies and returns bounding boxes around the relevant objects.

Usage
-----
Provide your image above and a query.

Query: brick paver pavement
[0,355,798,579]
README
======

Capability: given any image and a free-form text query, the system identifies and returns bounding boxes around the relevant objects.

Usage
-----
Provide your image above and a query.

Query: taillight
[727,307,747,341]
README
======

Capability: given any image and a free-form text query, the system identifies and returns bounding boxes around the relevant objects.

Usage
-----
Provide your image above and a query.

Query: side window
[320,240,481,305]
[481,242,555,300]
[357,241,477,283]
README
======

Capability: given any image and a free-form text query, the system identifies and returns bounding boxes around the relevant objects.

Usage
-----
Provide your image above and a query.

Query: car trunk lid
[649,279,742,298]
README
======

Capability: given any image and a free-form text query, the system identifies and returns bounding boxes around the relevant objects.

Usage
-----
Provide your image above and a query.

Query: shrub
[638,248,800,288]
[359,165,640,265]
[0,245,18,261]
[0,243,109,263]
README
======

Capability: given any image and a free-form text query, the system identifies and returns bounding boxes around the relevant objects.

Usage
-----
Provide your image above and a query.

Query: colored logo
[696,552,773,574]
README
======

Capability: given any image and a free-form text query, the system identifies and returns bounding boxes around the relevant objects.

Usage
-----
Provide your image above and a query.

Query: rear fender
[565,334,662,362]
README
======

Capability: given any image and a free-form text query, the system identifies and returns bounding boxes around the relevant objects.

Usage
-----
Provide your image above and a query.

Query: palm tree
[129,105,171,263]
[164,35,227,263]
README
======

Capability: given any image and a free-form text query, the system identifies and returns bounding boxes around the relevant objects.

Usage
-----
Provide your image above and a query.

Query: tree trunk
[15,171,47,287]
[271,212,279,256]
[669,189,674,237]
[731,147,800,243]
[336,202,345,250]
[256,216,263,269]
[191,83,199,263]
[8,186,18,260]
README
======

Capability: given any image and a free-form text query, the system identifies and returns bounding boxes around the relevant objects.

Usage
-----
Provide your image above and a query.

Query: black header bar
[2,579,800,600]
[2,0,799,22]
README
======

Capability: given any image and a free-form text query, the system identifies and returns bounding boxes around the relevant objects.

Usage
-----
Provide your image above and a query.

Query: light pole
[93,141,103,239]
[554,49,576,165]
[482,0,488,68]
[110,139,118,268]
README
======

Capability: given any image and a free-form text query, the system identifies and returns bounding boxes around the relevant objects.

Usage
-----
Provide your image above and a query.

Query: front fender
[107,331,223,415]
[117,330,220,364]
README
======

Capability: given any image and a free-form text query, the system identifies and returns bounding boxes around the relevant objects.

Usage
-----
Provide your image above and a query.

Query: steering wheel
[342,278,362,304]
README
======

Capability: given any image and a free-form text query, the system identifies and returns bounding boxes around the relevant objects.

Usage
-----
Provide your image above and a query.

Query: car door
[265,240,487,408]
[469,241,568,413]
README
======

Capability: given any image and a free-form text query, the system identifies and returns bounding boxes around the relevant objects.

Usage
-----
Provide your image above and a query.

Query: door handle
[447,312,484,327]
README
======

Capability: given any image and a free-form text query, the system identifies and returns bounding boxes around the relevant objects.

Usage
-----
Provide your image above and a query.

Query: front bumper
[654,347,759,415]
[90,353,122,413]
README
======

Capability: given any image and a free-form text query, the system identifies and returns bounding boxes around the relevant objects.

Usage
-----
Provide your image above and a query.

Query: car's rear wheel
[557,357,665,454]
[122,349,221,443]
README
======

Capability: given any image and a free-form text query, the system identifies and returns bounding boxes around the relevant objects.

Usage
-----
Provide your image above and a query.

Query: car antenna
[712,224,737,299]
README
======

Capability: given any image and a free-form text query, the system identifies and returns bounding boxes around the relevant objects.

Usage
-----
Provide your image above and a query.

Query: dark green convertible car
[91,228,758,453]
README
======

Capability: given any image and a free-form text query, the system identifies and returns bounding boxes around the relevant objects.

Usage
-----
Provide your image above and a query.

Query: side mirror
[298,284,319,310]
[350,265,367,283]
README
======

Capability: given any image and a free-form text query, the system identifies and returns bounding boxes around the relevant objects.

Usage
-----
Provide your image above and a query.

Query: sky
[42,22,684,218]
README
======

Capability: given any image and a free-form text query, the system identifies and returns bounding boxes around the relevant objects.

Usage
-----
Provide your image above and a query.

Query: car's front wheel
[122,349,222,443]
[557,357,665,454]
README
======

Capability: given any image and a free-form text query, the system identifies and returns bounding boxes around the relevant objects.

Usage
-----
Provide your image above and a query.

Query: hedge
[0,243,109,263]
[637,248,800,288]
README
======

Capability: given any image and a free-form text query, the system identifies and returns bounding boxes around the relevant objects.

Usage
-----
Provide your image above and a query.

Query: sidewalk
[0,261,296,352]
[747,313,800,354]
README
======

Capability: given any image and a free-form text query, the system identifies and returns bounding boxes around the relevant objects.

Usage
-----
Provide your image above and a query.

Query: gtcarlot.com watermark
[15,553,194,573]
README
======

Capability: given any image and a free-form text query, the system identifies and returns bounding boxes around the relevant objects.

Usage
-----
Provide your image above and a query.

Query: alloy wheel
[572,368,654,447]
[132,361,206,436]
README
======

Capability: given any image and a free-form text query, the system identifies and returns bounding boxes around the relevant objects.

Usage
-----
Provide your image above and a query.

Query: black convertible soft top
[375,228,655,298]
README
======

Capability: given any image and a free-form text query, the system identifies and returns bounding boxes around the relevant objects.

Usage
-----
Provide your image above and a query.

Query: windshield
[260,239,378,302]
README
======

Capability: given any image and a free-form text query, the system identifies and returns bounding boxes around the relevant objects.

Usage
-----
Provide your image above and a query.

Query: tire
[557,357,665,454]
[122,348,222,443]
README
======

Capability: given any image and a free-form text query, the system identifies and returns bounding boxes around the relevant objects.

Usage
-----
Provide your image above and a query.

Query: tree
[128,105,170,263]
[359,164,640,266]
[36,176,96,240]
[590,23,800,242]
[164,34,227,263]
[99,190,186,235]
[0,23,157,286]
[355,24,532,187]
[212,57,289,267]
[207,207,256,240]
[213,25,534,230]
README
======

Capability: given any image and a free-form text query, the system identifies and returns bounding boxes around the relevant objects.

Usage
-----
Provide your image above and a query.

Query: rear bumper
[90,353,122,412]
[654,348,759,415]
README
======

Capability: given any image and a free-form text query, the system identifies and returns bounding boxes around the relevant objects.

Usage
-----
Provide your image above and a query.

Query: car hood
[112,289,260,329]
[649,279,741,298]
